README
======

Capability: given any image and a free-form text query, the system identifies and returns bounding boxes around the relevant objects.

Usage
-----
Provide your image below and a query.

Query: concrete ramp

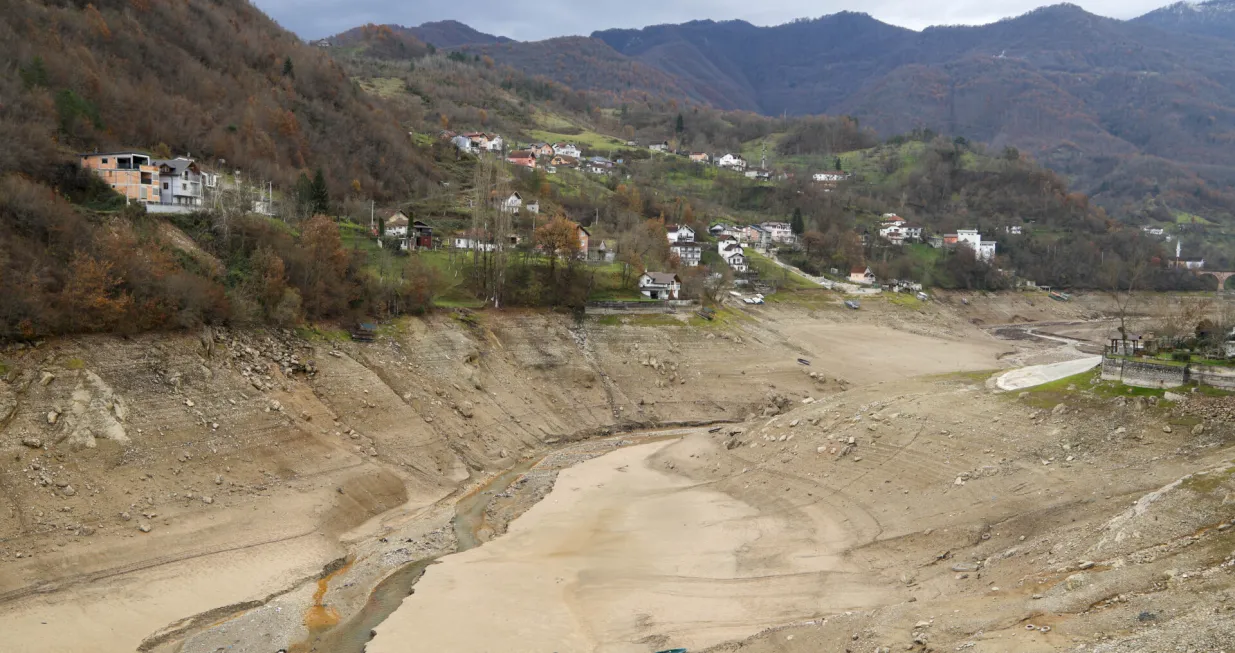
[995,356,1102,391]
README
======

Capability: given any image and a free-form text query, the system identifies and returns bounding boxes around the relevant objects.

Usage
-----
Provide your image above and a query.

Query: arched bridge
[1195,270,1235,292]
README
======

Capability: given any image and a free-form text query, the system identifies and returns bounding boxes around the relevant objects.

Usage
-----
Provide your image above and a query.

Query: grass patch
[0,362,9,376]
[884,293,925,310]
[526,128,626,153]
[764,289,838,308]
[64,358,86,370]
[353,77,407,99]
[688,306,752,328]
[1181,465,1235,494]
[746,250,818,290]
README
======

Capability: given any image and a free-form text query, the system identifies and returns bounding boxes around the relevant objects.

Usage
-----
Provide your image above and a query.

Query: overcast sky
[256,0,1176,41]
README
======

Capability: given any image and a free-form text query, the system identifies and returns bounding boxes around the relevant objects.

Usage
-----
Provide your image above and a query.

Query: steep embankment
[0,298,1015,652]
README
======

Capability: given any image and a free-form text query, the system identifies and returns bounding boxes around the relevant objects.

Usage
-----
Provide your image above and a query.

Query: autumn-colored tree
[298,215,350,317]
[62,252,131,332]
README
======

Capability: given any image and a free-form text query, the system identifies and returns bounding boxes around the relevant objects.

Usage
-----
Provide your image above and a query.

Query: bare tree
[1101,255,1148,353]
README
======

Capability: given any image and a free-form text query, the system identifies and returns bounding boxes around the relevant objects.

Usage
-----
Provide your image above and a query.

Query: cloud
[254,0,1176,41]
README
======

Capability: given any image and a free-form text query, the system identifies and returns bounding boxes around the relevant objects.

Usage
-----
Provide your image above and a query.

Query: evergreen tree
[310,169,330,215]
[294,172,314,216]
[282,56,294,78]
[675,113,684,133]
[834,157,842,171]
[791,208,805,235]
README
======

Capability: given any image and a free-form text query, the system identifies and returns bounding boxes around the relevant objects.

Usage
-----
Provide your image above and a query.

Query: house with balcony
[153,157,213,211]
[80,152,160,204]
[670,241,702,267]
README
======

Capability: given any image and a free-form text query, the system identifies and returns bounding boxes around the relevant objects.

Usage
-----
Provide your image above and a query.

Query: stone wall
[1102,356,1235,390]
[1101,357,1187,389]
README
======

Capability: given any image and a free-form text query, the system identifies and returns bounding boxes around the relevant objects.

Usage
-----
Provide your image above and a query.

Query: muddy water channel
[289,428,697,653]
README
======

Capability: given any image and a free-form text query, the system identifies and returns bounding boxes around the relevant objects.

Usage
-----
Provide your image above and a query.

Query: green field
[746,250,818,290]
[353,76,406,99]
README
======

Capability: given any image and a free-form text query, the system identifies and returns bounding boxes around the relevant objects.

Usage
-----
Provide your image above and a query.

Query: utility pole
[370,200,375,236]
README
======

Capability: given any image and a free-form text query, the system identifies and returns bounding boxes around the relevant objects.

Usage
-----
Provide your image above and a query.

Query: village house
[529,143,555,158]
[585,157,614,175]
[956,229,996,261]
[152,157,214,211]
[411,220,433,250]
[452,228,496,252]
[715,153,747,171]
[590,239,617,263]
[666,224,696,244]
[879,224,907,245]
[1006,225,1023,235]
[760,221,794,244]
[499,192,523,214]
[689,152,710,164]
[80,151,160,204]
[745,169,772,181]
[670,241,702,267]
[552,143,582,158]
[550,155,578,167]
[526,200,539,215]
[903,224,923,241]
[812,171,850,183]
[638,272,681,300]
[719,241,748,272]
[849,266,876,285]
[649,142,670,153]
[383,211,410,238]
[506,151,536,169]
[1142,226,1165,237]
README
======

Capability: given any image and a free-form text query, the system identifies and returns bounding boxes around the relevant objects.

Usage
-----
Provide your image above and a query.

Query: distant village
[77,133,1206,305]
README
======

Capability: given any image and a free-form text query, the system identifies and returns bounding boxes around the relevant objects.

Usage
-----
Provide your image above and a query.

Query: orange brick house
[80,152,160,204]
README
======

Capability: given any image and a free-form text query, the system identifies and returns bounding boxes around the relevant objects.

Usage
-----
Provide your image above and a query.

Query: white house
[715,153,747,171]
[526,200,540,215]
[500,192,523,214]
[760,222,794,244]
[719,242,748,273]
[670,241,702,267]
[553,143,582,158]
[649,142,670,153]
[154,157,211,209]
[956,229,996,262]
[383,211,410,238]
[452,231,496,252]
[849,266,875,285]
[812,172,849,182]
[666,224,696,244]
[745,169,771,180]
[450,135,474,152]
[638,272,681,300]
[879,225,907,245]
[1006,225,1023,235]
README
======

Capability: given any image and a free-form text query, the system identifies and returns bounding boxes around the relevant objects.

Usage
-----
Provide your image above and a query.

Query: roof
[79,151,152,158]
[722,243,743,252]
[642,272,679,285]
[153,157,198,174]
[666,224,692,232]
[386,213,410,226]
[507,151,534,159]
[851,266,870,274]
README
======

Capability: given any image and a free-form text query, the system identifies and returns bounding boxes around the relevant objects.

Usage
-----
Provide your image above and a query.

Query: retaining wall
[1102,356,1235,390]
[1101,357,1187,389]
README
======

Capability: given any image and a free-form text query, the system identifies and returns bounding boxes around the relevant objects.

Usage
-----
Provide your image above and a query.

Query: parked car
[844,300,861,310]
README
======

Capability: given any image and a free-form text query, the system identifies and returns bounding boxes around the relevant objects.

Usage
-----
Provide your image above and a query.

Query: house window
[101,158,109,164]
[163,182,169,190]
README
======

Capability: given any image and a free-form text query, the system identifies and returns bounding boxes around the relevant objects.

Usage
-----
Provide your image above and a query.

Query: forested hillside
[418,5,1235,226]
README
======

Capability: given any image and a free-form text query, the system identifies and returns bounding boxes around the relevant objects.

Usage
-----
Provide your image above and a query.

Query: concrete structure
[80,152,160,204]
